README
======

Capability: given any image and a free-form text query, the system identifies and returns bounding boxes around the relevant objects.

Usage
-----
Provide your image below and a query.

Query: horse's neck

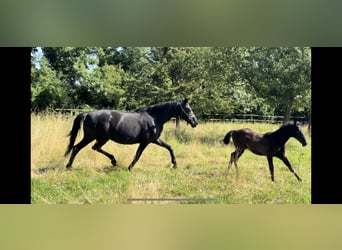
[147,102,178,125]
[273,127,291,145]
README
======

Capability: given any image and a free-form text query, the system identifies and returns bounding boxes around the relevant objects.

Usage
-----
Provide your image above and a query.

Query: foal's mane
[280,121,301,129]
[273,121,301,136]
[282,121,296,126]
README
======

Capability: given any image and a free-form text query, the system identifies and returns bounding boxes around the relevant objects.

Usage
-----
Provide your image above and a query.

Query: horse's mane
[281,122,293,127]
[281,121,300,128]
[136,100,179,113]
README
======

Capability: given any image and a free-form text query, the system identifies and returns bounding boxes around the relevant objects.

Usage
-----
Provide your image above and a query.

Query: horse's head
[292,123,307,147]
[178,98,198,128]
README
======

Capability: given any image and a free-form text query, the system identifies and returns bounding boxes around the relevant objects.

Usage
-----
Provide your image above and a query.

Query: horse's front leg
[267,156,275,182]
[153,139,177,169]
[275,153,302,181]
[128,143,148,172]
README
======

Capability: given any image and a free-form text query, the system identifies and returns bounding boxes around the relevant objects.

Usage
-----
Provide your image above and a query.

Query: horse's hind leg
[234,148,245,177]
[227,151,235,174]
[128,143,148,172]
[92,140,117,166]
[227,149,242,177]
[66,137,94,169]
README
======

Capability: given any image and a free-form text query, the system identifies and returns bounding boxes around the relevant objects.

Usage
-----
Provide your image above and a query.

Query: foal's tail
[64,113,87,157]
[223,131,234,145]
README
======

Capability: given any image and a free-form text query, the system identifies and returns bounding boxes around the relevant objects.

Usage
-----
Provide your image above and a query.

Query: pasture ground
[31,113,311,204]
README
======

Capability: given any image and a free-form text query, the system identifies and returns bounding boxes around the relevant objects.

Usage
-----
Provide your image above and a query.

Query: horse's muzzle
[190,122,198,128]
[190,118,198,128]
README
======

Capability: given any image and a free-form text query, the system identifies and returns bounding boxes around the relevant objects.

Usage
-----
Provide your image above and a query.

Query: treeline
[31,47,311,122]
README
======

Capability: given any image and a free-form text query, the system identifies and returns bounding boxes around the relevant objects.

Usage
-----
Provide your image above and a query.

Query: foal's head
[283,122,307,147]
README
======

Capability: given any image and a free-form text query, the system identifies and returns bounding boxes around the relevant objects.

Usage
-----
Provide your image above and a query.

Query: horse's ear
[294,118,297,126]
[182,98,189,104]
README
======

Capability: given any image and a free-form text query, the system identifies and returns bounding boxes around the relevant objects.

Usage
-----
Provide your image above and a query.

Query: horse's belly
[250,150,265,156]
[109,115,159,144]
[247,142,269,155]
[110,132,140,144]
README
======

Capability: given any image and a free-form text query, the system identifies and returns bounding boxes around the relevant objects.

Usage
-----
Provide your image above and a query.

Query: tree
[42,47,95,85]
[31,53,69,110]
[31,46,311,122]
[79,64,125,109]
[236,47,311,123]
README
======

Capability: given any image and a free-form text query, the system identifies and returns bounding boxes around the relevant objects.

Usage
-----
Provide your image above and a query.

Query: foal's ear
[182,98,189,104]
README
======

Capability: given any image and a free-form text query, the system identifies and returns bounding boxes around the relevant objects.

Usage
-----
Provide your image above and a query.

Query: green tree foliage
[79,64,125,109]
[42,47,95,85]
[236,47,311,122]
[31,47,311,122]
[31,54,69,110]
[148,47,206,106]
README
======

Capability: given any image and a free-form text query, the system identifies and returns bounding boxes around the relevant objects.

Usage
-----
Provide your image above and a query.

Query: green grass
[31,113,311,204]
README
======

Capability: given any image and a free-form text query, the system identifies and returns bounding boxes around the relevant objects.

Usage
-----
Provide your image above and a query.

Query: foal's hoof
[111,159,117,166]
[173,164,178,169]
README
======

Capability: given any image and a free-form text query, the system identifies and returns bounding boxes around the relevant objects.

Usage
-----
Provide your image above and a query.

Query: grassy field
[31,113,311,204]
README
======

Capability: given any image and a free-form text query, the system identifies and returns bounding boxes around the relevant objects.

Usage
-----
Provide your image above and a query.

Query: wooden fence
[45,108,309,125]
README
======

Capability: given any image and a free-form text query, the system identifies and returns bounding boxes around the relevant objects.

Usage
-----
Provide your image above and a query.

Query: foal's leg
[92,139,117,166]
[234,148,245,177]
[227,148,244,177]
[128,143,148,172]
[275,152,302,181]
[228,148,244,177]
[66,136,94,169]
[227,151,235,174]
[153,138,177,169]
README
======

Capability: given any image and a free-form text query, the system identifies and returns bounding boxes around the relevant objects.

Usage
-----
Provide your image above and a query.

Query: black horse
[223,121,307,181]
[65,99,198,171]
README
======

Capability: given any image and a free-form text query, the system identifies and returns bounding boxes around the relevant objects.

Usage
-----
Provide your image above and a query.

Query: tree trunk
[283,99,294,124]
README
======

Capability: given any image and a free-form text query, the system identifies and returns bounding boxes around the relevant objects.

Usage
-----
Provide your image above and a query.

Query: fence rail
[199,113,309,124]
[36,108,310,124]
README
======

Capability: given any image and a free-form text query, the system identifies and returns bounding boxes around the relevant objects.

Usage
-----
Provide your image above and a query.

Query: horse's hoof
[111,159,117,166]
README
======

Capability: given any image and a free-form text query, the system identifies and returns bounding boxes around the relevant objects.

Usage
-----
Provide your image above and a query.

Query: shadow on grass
[100,165,129,173]
[33,165,62,175]
[33,164,128,175]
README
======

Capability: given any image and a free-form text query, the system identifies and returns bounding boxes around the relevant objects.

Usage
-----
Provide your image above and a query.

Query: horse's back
[110,112,159,143]
[82,109,159,144]
[231,128,268,154]
[84,109,131,125]
[82,110,114,136]
[233,128,262,142]
[242,128,277,155]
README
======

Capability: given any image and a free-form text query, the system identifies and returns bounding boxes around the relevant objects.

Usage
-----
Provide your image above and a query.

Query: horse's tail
[64,113,87,157]
[223,130,234,145]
